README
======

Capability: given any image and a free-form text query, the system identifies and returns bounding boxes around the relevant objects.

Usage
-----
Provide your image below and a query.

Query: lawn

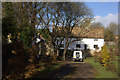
[85,57,118,78]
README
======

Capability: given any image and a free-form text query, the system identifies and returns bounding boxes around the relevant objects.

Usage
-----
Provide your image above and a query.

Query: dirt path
[49,61,96,79]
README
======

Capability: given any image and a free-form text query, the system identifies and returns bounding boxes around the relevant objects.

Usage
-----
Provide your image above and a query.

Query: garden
[85,44,118,78]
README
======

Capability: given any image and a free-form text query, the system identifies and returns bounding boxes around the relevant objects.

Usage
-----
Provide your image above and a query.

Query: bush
[97,44,118,73]
[107,44,118,56]
[106,63,117,72]
[94,52,100,62]
[99,45,111,67]
[28,45,38,63]
[2,41,30,79]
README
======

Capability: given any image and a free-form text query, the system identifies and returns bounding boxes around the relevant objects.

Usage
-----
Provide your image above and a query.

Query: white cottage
[59,27,105,53]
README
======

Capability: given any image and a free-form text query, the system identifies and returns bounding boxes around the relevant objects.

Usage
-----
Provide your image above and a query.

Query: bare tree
[106,22,118,35]
[50,2,93,61]
[91,22,103,27]
[104,22,118,41]
[35,2,92,61]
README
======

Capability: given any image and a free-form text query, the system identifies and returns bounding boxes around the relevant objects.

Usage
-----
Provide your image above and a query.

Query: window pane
[76,44,81,48]
[94,39,98,41]
[94,45,98,48]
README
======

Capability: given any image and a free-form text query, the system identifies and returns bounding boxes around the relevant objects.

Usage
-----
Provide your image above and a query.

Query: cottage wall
[60,38,104,51]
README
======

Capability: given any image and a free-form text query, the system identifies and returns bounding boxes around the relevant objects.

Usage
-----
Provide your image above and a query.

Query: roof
[72,27,104,38]
[52,26,104,39]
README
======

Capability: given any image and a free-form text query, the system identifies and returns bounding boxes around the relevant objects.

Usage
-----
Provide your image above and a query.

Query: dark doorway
[84,44,87,50]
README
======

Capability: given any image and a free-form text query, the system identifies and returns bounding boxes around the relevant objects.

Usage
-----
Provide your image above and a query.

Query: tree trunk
[62,46,67,61]
[62,37,68,61]
[57,49,59,57]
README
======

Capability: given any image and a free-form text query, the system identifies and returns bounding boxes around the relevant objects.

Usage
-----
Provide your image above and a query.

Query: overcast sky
[85,2,118,28]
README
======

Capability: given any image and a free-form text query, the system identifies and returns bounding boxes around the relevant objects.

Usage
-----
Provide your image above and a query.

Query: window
[76,52,80,58]
[94,39,98,41]
[76,44,81,48]
[94,45,98,49]
[84,44,87,50]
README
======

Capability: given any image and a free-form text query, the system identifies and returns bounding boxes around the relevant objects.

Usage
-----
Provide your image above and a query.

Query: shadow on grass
[29,63,76,79]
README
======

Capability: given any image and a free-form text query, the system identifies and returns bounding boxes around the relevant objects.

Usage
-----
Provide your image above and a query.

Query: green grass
[85,57,118,78]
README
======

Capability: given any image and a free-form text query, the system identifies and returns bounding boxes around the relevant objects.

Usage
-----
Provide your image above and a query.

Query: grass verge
[84,57,118,78]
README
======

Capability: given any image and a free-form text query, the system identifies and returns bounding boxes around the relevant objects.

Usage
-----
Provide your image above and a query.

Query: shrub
[94,52,100,62]
[106,63,117,72]
[28,45,38,63]
[2,41,30,79]
[97,44,118,73]
[99,45,111,67]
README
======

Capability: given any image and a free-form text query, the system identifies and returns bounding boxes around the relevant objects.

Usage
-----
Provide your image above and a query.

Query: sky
[85,0,119,2]
[85,2,118,28]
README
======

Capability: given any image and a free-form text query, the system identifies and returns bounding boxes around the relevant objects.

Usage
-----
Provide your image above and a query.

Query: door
[84,44,87,50]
